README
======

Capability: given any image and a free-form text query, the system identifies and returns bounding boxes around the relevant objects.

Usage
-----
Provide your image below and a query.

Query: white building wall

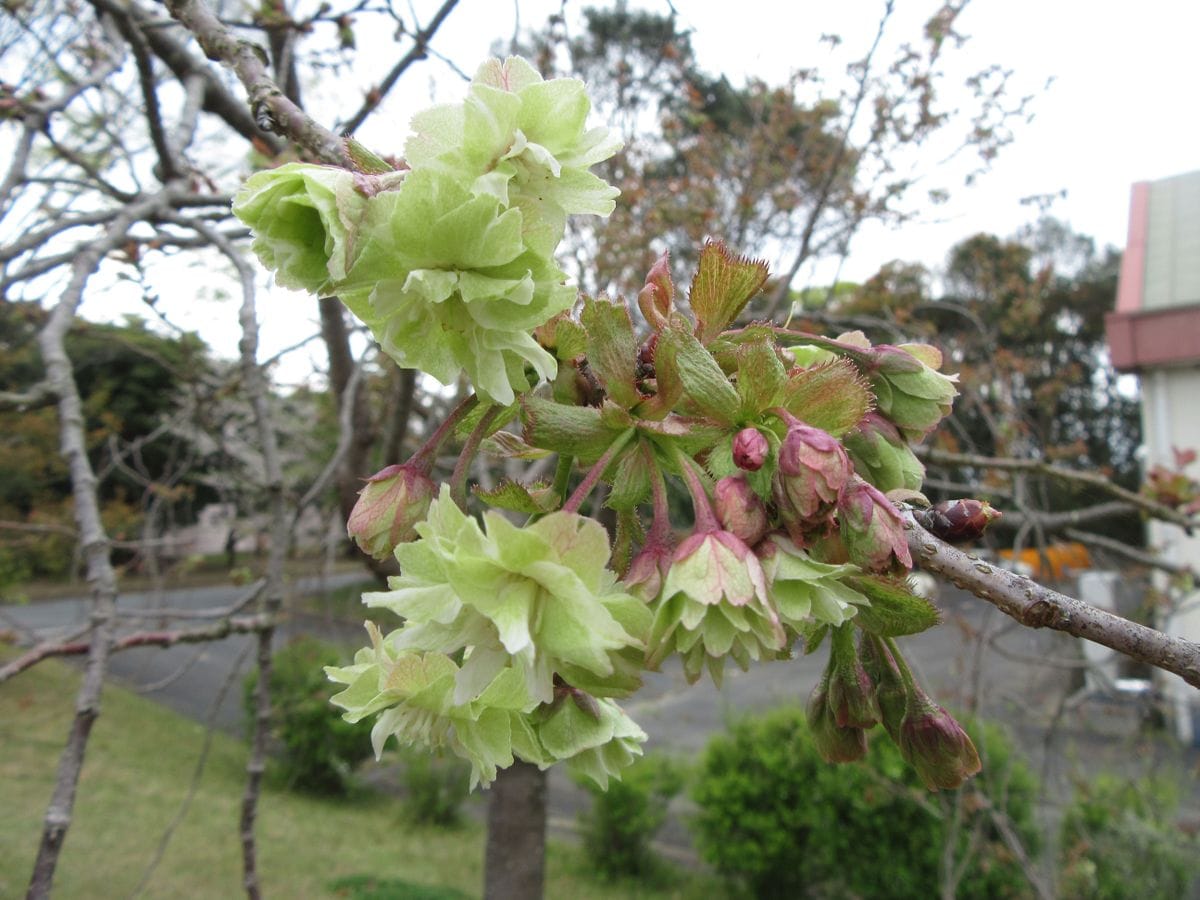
[1143,367,1200,743]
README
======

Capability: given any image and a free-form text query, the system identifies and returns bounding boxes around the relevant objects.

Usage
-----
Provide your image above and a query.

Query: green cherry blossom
[364,487,650,708]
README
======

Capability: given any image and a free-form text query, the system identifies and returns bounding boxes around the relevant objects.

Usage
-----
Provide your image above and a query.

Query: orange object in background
[997,542,1092,581]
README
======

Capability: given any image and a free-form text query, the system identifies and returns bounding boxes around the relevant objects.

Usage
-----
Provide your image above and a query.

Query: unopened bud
[897,691,982,791]
[827,626,881,729]
[860,635,907,741]
[713,475,769,546]
[773,414,852,534]
[807,677,868,763]
[837,478,913,573]
[346,463,436,560]
[732,427,769,471]
[918,499,1002,544]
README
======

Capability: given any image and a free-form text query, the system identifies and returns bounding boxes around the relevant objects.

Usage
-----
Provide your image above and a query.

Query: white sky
[79,0,1200,383]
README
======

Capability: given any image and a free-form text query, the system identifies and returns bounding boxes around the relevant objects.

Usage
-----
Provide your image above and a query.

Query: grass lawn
[0,649,711,899]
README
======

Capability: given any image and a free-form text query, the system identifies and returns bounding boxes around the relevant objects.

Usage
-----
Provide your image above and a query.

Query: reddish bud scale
[919,499,1002,544]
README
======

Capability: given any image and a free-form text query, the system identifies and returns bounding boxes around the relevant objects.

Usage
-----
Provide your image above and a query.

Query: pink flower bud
[773,416,852,533]
[713,475,769,546]
[837,477,913,573]
[624,537,673,602]
[897,692,982,791]
[732,427,769,471]
[346,463,436,560]
[919,498,1002,544]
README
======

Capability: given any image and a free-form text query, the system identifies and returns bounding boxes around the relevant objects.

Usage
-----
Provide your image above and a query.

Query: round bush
[691,706,1039,898]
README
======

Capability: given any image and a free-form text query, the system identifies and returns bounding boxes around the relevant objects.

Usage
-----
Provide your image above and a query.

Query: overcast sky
[81,0,1200,382]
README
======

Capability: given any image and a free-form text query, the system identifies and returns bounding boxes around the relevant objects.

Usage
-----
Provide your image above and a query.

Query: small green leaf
[845,575,941,636]
[482,431,553,460]
[474,479,561,514]
[659,324,740,426]
[521,395,623,462]
[343,137,397,174]
[581,296,640,409]
[552,316,589,361]
[735,338,787,418]
[780,359,872,436]
[689,240,770,345]
[798,622,829,655]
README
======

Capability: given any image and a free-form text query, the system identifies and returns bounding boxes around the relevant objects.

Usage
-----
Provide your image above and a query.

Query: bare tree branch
[339,0,461,135]
[904,509,1200,689]
[0,614,273,683]
[919,446,1196,530]
[165,0,352,166]
[26,185,180,899]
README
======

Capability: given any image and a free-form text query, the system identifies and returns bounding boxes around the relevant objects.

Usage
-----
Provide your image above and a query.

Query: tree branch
[339,0,460,135]
[165,0,351,166]
[903,509,1200,689]
[0,614,273,683]
[918,447,1196,530]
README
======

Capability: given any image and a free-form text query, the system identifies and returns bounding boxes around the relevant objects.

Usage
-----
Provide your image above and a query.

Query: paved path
[6,575,1194,863]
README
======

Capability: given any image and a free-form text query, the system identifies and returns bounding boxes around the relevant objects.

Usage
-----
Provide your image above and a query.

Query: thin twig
[903,509,1200,689]
[165,0,351,166]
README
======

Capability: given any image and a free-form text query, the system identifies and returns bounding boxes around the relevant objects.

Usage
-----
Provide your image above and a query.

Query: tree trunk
[483,762,547,900]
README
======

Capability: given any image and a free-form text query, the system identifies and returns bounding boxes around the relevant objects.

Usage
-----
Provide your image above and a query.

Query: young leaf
[845,575,942,637]
[780,359,873,436]
[735,338,787,418]
[521,395,625,462]
[474,479,561,514]
[689,240,770,345]
[581,296,640,408]
[605,445,651,510]
[658,323,740,426]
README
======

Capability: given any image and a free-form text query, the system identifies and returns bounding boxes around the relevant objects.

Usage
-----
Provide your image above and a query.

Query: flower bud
[897,691,982,791]
[806,677,868,763]
[918,498,1002,544]
[732,427,769,471]
[773,416,852,534]
[346,463,436,560]
[827,625,881,729]
[623,537,673,602]
[713,475,769,546]
[837,477,913,573]
[859,634,907,741]
[843,412,926,493]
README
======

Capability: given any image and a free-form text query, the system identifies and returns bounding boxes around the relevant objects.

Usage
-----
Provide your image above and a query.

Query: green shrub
[574,753,686,881]
[691,706,1040,899]
[243,636,373,794]
[1058,773,1199,899]
[400,748,471,827]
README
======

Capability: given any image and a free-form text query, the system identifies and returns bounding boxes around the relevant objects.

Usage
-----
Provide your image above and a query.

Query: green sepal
[343,137,398,174]
[521,395,623,462]
[580,296,640,409]
[689,240,770,345]
[779,359,873,436]
[845,575,942,637]
[473,478,561,514]
[658,323,740,426]
[799,622,829,655]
